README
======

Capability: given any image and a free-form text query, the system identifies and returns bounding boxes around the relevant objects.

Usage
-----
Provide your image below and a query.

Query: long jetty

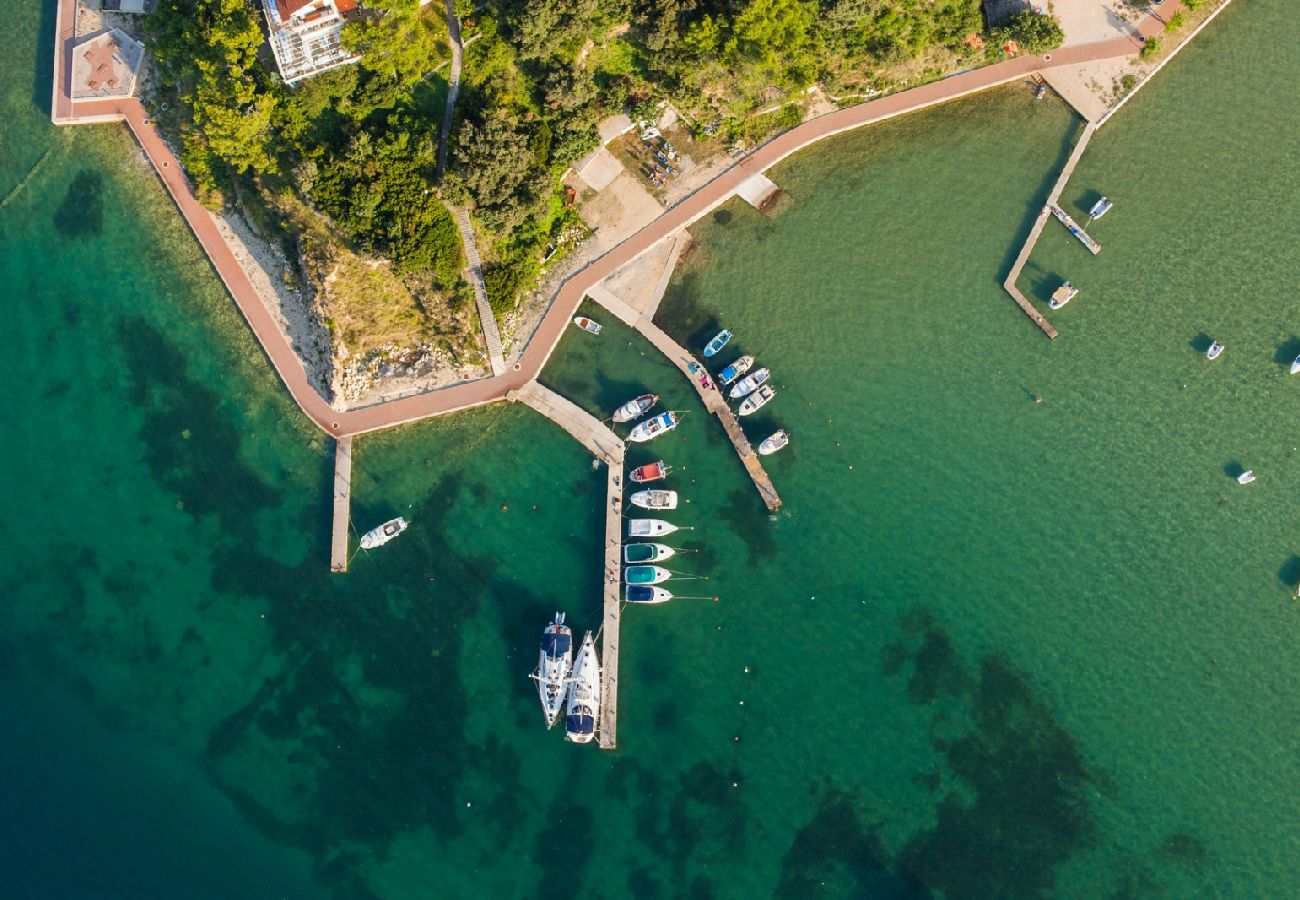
[330,436,353,572]
[1002,121,1099,337]
[506,381,625,750]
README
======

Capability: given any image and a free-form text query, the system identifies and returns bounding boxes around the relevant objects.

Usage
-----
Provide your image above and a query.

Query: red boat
[629,461,671,483]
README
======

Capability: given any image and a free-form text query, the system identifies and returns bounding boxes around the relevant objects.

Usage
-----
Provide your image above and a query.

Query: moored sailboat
[628,411,679,443]
[360,517,408,550]
[531,613,573,729]
[738,384,776,416]
[729,367,770,400]
[564,632,601,744]
[630,489,678,510]
[612,393,658,423]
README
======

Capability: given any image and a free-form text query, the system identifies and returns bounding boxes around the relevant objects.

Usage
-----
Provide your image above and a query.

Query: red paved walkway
[51,0,1168,436]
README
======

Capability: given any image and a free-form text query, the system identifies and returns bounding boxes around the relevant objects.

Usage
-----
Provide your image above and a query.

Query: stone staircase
[452,206,507,375]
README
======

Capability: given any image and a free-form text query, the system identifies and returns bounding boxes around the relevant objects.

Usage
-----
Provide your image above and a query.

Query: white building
[261,0,363,86]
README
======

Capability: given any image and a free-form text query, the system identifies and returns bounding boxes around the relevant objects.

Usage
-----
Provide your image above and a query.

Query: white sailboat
[531,613,573,729]
[360,517,407,550]
[565,632,601,744]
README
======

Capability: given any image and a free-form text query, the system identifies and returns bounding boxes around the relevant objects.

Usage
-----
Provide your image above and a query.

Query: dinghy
[1207,341,1224,360]
[1049,281,1078,310]
[628,411,679,443]
[631,489,677,511]
[738,384,776,416]
[612,393,658,423]
[573,316,602,335]
[630,460,671,483]
[729,367,770,400]
[1238,470,1256,485]
[625,585,673,604]
[758,430,789,455]
[1088,196,1113,220]
[360,517,408,550]
[623,543,676,563]
[531,613,572,729]
[624,565,672,585]
[1290,355,1300,375]
[717,355,754,386]
[703,330,732,358]
[564,632,600,744]
[628,518,678,537]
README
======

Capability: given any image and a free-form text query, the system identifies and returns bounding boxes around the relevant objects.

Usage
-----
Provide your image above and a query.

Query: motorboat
[1088,196,1113,220]
[564,632,600,744]
[360,517,407,550]
[703,330,732,358]
[628,411,679,443]
[628,518,679,537]
[729,367,770,400]
[758,430,789,455]
[625,585,673,604]
[629,460,671,483]
[623,542,676,563]
[624,565,672,585]
[1049,280,1078,310]
[1289,354,1300,375]
[612,393,657,423]
[738,384,776,416]
[573,316,602,335]
[1206,341,1224,360]
[1238,470,1256,485]
[531,613,572,729]
[631,489,678,511]
[717,355,754,386]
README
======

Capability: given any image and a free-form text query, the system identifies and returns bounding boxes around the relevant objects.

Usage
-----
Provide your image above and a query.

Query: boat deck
[330,435,353,573]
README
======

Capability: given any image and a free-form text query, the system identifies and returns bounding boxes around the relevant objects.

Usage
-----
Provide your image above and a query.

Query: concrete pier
[639,321,783,512]
[508,381,625,463]
[599,461,623,750]
[330,436,353,573]
[1003,121,1098,338]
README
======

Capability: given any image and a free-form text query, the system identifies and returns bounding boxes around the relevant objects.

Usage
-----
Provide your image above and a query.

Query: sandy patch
[1053,0,1138,47]
[575,147,625,192]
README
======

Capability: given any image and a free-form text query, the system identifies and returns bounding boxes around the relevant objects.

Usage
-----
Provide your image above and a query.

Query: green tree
[993,11,1065,54]
[342,0,448,85]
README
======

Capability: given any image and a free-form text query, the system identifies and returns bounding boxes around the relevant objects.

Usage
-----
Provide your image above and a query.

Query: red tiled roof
[336,0,358,11]
[274,0,319,18]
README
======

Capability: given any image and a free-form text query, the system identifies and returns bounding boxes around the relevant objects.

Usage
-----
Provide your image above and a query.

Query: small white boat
[1206,341,1224,360]
[624,565,672,585]
[360,516,407,550]
[564,632,600,744]
[758,430,789,455]
[631,489,678,511]
[612,393,657,423]
[703,330,732,358]
[729,367,771,400]
[1049,280,1078,310]
[573,316,602,335]
[628,411,679,443]
[1238,470,1256,485]
[1088,196,1113,220]
[717,355,754,386]
[1289,354,1300,375]
[738,384,776,416]
[531,613,572,729]
[625,585,673,604]
[623,542,675,563]
[628,518,678,537]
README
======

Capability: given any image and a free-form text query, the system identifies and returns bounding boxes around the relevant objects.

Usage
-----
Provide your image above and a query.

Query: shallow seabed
[3,0,1299,896]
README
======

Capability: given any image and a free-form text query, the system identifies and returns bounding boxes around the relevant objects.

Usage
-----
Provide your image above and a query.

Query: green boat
[624,565,671,585]
[623,542,676,564]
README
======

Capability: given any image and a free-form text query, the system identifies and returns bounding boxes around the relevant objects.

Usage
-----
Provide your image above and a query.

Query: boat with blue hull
[704,330,733,358]
[624,565,672,585]
[623,542,675,563]
[625,585,673,604]
[718,355,754,385]
[531,613,573,729]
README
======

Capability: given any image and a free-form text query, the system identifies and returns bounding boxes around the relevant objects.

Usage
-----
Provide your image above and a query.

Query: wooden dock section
[599,460,622,750]
[638,320,783,512]
[1047,203,1101,254]
[508,381,625,464]
[330,436,353,573]
[1003,122,1098,338]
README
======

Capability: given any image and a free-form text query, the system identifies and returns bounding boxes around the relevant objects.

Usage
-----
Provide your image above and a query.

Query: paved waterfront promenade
[52,0,1168,440]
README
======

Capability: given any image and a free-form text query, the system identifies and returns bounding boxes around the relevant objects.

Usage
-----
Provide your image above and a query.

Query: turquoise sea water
[4,0,1300,896]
